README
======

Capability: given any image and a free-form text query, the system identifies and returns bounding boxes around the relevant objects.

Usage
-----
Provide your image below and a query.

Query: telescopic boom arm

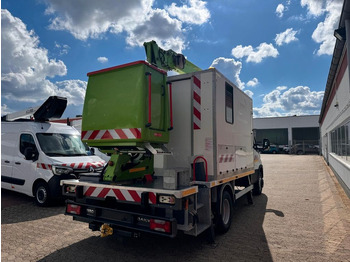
[144,40,201,74]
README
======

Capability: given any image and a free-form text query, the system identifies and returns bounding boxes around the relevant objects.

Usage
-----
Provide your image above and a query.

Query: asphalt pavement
[1,155,350,262]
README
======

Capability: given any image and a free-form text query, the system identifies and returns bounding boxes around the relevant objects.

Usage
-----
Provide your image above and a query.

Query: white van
[1,121,105,206]
[1,96,106,206]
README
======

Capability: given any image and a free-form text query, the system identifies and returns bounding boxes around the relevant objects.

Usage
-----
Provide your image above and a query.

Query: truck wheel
[297,150,304,155]
[216,191,233,233]
[253,170,263,195]
[34,182,51,207]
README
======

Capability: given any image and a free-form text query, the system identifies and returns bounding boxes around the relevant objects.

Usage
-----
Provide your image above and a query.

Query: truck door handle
[15,162,21,165]
[4,160,10,163]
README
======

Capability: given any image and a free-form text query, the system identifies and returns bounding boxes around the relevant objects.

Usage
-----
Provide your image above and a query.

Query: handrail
[192,156,208,182]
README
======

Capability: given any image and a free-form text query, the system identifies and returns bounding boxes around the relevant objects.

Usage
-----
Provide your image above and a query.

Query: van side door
[1,132,16,190]
[11,133,39,195]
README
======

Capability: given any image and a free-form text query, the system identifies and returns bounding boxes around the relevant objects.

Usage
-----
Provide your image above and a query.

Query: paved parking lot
[2,155,350,262]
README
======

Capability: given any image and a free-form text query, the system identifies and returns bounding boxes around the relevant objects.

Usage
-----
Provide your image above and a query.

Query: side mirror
[263,139,270,150]
[24,147,38,161]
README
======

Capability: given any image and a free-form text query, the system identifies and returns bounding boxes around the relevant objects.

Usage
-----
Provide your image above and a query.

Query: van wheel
[216,191,233,233]
[34,182,50,207]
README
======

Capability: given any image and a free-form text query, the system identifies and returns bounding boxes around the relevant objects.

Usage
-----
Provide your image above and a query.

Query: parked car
[291,144,319,155]
[262,145,279,154]
[281,145,290,154]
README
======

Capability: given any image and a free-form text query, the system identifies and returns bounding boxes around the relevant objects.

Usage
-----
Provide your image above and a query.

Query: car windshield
[36,133,87,157]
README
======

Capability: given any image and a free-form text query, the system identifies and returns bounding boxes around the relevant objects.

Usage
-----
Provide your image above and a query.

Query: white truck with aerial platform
[61,41,269,239]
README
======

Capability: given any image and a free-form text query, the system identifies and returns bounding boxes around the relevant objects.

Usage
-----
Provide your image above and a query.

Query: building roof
[319,0,350,124]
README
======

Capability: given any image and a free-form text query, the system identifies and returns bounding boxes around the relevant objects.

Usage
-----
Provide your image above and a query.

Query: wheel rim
[36,186,47,204]
[222,198,231,225]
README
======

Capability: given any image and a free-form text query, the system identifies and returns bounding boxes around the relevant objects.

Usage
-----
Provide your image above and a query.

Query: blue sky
[1,0,344,118]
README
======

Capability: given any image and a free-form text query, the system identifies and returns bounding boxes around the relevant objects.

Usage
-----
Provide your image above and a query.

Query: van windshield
[36,133,88,157]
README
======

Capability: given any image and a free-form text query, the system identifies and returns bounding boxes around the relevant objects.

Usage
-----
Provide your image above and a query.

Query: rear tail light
[67,204,81,215]
[150,219,171,233]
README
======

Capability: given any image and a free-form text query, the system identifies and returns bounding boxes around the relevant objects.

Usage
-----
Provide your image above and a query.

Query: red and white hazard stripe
[193,76,201,130]
[81,128,141,141]
[83,186,157,204]
[219,154,234,163]
[62,161,105,169]
[37,163,52,170]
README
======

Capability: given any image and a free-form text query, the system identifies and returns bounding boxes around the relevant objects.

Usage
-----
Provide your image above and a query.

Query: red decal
[78,163,83,169]
[115,129,128,140]
[193,107,201,120]
[193,92,201,104]
[128,190,141,203]
[149,192,157,204]
[154,133,162,137]
[112,189,126,201]
[130,128,141,139]
[85,187,97,197]
[194,123,200,130]
[81,131,87,139]
[101,130,113,140]
[97,188,110,198]
[88,130,100,140]
[193,76,201,88]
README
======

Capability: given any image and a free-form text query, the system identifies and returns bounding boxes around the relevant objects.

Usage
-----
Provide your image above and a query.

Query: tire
[34,182,51,207]
[296,150,304,155]
[253,170,263,195]
[216,191,233,233]
[272,150,277,154]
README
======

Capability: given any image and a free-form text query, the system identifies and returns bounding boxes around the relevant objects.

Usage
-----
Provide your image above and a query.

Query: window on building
[225,83,234,124]
[330,120,350,162]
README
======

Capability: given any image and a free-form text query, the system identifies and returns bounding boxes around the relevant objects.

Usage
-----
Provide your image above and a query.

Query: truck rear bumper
[65,200,178,238]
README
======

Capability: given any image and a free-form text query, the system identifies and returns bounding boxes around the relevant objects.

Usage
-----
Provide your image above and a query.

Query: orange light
[108,161,114,166]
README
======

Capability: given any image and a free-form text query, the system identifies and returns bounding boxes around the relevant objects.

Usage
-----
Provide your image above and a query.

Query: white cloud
[300,0,343,56]
[246,78,259,87]
[1,9,86,113]
[1,104,12,115]
[43,0,210,52]
[301,0,325,17]
[166,0,210,25]
[125,8,185,52]
[232,43,279,63]
[1,9,67,103]
[97,56,108,63]
[253,85,324,117]
[210,57,244,88]
[56,80,87,106]
[54,42,70,55]
[311,0,343,55]
[275,28,299,46]
[276,4,285,18]
[244,90,254,98]
[276,86,288,91]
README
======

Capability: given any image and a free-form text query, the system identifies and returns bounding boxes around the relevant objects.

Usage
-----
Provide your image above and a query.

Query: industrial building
[319,0,350,197]
[253,115,320,154]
